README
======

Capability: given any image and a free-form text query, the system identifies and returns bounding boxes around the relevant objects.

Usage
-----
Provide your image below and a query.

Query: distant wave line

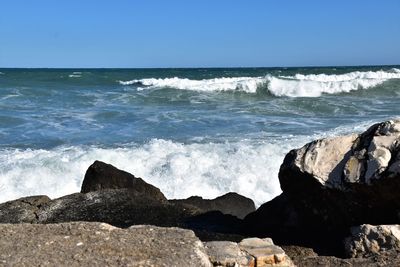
[118,68,400,97]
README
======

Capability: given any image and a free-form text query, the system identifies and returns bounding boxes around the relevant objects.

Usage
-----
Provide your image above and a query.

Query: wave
[0,119,383,206]
[119,68,400,97]
[0,139,295,206]
[119,77,266,93]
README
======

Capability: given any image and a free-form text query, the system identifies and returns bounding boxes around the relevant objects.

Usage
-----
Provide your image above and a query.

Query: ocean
[0,66,399,206]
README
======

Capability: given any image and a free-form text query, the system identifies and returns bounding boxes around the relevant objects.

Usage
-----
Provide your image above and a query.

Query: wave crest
[119,68,400,97]
[119,77,266,93]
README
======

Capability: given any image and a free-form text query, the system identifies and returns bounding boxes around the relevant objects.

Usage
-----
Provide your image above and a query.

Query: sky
[0,0,399,68]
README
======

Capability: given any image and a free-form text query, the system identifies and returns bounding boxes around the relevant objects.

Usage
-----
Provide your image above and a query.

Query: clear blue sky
[1,0,399,68]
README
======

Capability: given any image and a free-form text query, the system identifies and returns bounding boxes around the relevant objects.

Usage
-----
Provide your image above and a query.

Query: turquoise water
[0,66,399,205]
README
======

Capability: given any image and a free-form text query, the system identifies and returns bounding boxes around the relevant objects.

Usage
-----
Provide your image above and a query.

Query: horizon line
[0,63,399,70]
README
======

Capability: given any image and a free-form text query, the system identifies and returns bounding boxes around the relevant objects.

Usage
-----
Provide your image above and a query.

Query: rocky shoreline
[1,119,400,266]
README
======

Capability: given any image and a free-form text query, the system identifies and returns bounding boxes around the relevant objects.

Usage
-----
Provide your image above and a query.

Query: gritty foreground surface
[0,222,212,267]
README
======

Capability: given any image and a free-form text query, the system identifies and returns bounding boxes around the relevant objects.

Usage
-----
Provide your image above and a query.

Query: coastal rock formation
[244,120,400,254]
[279,119,400,227]
[0,222,212,267]
[345,224,400,258]
[36,189,192,228]
[0,195,50,223]
[0,162,247,237]
[81,160,166,201]
[170,192,256,219]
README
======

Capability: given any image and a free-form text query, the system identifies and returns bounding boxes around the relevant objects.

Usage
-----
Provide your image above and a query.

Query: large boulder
[0,222,212,266]
[81,160,166,201]
[345,224,400,258]
[170,192,256,219]
[244,120,400,254]
[279,119,400,226]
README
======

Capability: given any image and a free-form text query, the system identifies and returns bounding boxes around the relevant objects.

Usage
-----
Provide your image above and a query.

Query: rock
[36,189,193,228]
[204,238,294,267]
[81,160,166,201]
[283,245,400,267]
[170,192,256,219]
[0,191,244,239]
[204,241,254,266]
[184,211,244,238]
[0,222,212,266]
[345,224,400,258]
[239,238,295,267]
[244,120,400,255]
[0,195,50,223]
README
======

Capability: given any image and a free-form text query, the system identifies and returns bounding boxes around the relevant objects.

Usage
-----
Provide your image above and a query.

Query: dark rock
[170,192,256,219]
[184,211,244,237]
[31,188,243,238]
[81,160,166,201]
[0,195,50,223]
[37,189,192,228]
[0,222,212,266]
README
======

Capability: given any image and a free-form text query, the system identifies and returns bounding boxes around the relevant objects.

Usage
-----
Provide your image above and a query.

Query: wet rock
[81,160,166,201]
[345,224,400,258]
[171,192,256,219]
[0,195,50,223]
[0,222,212,266]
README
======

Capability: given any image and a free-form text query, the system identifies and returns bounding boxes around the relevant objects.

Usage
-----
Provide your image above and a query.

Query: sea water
[0,66,399,206]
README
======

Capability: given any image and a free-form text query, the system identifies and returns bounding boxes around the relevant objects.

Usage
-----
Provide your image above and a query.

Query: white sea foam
[119,68,400,97]
[119,77,266,93]
[69,72,82,78]
[0,119,377,206]
[271,69,400,97]
[0,138,301,206]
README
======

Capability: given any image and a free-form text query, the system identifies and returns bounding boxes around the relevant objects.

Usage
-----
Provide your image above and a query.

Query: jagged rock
[279,119,400,227]
[0,195,50,223]
[239,238,295,267]
[204,241,254,266]
[170,192,256,219]
[81,160,166,201]
[244,120,400,255]
[345,224,400,258]
[0,222,212,266]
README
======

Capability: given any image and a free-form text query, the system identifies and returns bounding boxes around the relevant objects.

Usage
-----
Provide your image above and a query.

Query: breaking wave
[119,77,266,93]
[0,139,288,206]
[119,68,400,97]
